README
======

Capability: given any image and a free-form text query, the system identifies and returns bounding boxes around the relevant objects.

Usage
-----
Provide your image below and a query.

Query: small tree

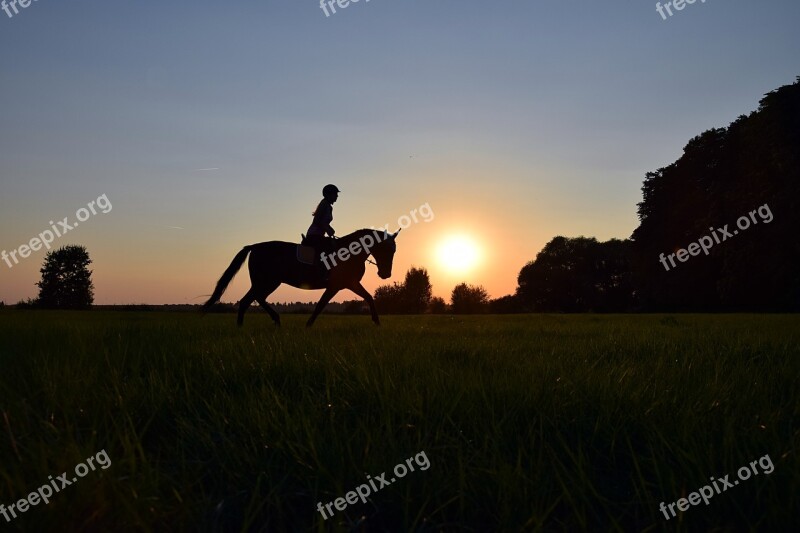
[374,283,404,314]
[428,296,448,314]
[36,245,94,309]
[489,294,522,313]
[400,267,433,313]
[374,267,434,314]
[450,283,489,314]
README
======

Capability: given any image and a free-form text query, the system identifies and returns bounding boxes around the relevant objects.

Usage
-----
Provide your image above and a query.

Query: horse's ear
[392,229,401,239]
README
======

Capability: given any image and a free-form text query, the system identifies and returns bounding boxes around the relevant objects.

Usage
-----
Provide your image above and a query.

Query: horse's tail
[202,245,252,311]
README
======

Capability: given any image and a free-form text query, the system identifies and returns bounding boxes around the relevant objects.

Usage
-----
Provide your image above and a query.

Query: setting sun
[437,235,481,273]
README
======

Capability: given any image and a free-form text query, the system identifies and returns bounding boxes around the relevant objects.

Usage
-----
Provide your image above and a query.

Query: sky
[1,0,798,305]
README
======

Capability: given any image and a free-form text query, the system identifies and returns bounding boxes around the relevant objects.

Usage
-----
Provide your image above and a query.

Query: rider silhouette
[304,184,340,280]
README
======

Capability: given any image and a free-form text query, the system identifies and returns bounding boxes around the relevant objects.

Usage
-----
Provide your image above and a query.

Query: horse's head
[370,229,400,279]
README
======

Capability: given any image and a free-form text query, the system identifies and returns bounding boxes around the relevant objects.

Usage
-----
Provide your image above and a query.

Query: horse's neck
[339,229,375,258]
[343,229,371,244]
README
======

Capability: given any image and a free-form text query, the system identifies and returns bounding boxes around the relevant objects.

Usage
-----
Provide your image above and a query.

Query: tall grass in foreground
[0,312,798,532]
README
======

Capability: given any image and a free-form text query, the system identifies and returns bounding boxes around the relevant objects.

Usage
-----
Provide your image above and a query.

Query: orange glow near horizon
[0,157,637,305]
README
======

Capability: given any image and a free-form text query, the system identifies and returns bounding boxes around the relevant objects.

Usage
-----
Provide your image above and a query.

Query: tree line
[508,77,799,312]
[368,267,492,315]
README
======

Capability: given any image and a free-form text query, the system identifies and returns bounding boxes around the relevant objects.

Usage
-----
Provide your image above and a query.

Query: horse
[202,228,400,327]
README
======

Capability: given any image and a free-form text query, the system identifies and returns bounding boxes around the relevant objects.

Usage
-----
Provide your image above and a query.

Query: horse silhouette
[202,228,399,327]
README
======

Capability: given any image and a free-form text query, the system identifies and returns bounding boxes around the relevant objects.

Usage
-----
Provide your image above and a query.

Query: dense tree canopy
[631,77,800,311]
[451,283,489,314]
[516,237,635,312]
[508,77,799,312]
[36,245,95,309]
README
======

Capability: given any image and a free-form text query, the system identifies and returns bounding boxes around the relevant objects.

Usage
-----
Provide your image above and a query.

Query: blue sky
[1,0,798,304]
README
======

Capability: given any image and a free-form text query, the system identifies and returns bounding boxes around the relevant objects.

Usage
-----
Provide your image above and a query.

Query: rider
[305,184,340,278]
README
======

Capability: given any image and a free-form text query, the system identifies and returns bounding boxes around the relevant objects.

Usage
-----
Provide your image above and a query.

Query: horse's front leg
[349,282,380,325]
[306,288,339,327]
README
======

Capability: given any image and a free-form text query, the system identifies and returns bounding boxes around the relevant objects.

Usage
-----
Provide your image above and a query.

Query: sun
[437,235,481,273]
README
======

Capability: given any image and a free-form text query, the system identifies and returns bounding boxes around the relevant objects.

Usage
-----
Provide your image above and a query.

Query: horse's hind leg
[255,282,281,326]
[237,288,257,327]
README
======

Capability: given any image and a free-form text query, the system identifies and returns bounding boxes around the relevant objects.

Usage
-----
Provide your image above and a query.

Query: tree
[400,267,433,313]
[374,283,404,314]
[515,236,636,312]
[36,245,94,309]
[428,296,448,314]
[631,77,800,311]
[489,294,521,313]
[450,283,489,314]
[374,267,433,314]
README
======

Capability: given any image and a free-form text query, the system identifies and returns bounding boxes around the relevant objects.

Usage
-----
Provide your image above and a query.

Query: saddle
[297,245,315,265]
[298,234,338,266]
[297,234,315,265]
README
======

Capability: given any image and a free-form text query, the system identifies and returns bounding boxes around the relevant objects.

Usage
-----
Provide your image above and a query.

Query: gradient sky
[1,0,798,305]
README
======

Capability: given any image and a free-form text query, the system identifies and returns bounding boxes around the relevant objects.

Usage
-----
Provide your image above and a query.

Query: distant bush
[119,304,157,312]
[451,283,489,314]
[203,302,236,313]
[428,296,448,314]
[15,298,40,309]
[342,300,368,314]
[489,294,522,314]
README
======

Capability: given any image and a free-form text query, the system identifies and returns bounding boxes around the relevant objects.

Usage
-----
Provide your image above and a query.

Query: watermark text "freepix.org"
[2,194,112,269]
[320,0,370,18]
[656,0,708,21]
[320,202,434,271]
[658,453,774,520]
[658,203,772,272]
[0,449,111,524]
[1,0,40,19]
[316,450,430,520]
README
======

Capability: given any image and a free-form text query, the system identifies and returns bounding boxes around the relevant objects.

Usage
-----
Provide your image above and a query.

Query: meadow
[0,311,797,532]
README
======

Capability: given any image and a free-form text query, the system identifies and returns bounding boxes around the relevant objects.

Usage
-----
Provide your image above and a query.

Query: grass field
[0,311,798,532]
